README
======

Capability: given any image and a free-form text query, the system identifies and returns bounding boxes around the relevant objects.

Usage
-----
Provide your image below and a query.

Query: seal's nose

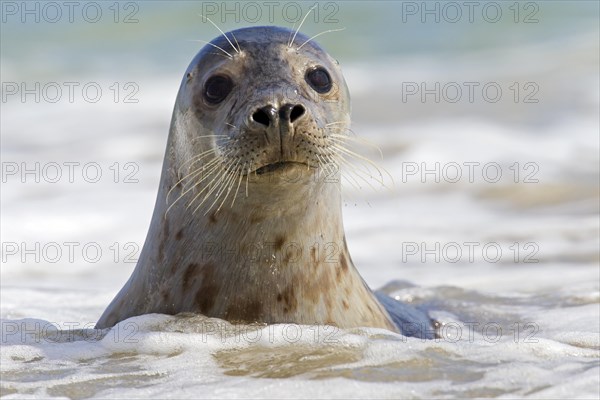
[251,104,306,127]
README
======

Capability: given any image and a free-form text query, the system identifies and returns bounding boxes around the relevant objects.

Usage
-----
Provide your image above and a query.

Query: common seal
[96,26,434,339]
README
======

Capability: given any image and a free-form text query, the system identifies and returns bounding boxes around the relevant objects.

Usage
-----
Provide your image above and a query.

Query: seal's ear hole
[204,75,233,104]
[305,67,332,94]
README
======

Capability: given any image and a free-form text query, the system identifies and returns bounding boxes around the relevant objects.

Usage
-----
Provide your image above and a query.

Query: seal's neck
[135,161,397,331]
[187,168,347,275]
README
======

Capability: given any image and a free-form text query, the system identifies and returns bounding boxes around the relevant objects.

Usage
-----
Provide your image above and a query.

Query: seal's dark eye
[305,67,332,94]
[204,75,233,104]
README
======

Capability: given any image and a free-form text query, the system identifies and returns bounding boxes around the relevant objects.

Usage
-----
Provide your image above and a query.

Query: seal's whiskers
[198,14,240,54]
[230,161,248,207]
[329,143,393,188]
[230,32,241,54]
[205,159,244,214]
[217,161,247,212]
[165,147,236,216]
[296,28,346,51]
[288,4,317,48]
[327,138,387,184]
[176,135,229,175]
[189,39,233,59]
[333,152,384,191]
[188,168,229,214]
[184,154,235,208]
[314,152,337,179]
[321,152,362,191]
[329,132,384,159]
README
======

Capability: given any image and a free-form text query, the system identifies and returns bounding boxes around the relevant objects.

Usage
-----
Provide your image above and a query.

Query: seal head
[96,26,434,339]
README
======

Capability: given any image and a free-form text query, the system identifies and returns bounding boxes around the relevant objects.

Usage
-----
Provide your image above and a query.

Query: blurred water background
[1,1,599,398]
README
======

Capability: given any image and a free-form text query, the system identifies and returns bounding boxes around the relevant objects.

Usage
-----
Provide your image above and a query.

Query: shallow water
[1,1,599,398]
[1,290,598,399]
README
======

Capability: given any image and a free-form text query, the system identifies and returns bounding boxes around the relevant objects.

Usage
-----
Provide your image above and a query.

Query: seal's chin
[253,161,310,175]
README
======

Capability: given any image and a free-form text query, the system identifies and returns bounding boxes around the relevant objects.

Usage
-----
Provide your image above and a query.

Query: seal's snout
[246,101,312,172]
[251,103,306,128]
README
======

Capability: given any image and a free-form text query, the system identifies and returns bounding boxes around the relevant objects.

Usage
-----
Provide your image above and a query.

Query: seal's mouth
[253,161,308,175]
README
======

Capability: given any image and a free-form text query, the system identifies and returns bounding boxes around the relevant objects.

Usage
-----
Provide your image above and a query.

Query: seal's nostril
[279,104,305,123]
[290,105,305,123]
[252,109,271,127]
